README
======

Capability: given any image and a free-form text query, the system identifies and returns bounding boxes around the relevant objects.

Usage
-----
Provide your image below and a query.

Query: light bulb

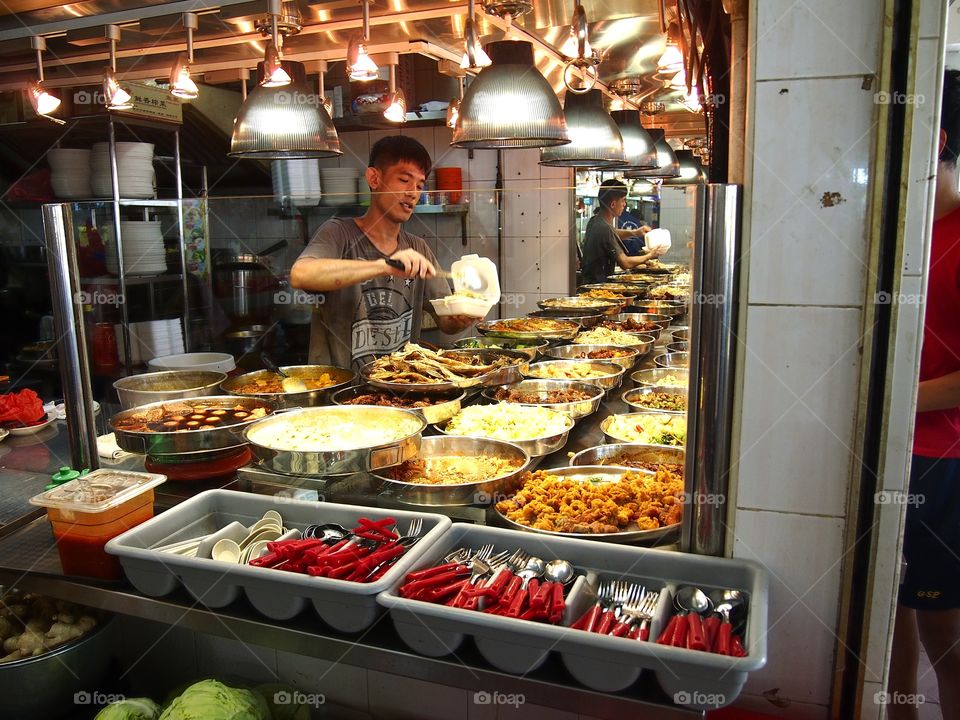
[348,34,379,81]
[460,45,491,70]
[446,98,460,128]
[657,44,683,73]
[560,28,591,59]
[103,67,132,110]
[169,54,199,99]
[262,41,291,87]
[28,81,61,116]
[459,18,491,69]
[383,89,406,122]
[669,70,687,89]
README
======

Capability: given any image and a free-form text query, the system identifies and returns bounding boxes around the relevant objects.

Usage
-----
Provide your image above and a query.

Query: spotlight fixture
[559,1,601,94]
[169,12,199,99]
[657,23,684,76]
[317,61,333,116]
[27,37,61,122]
[348,0,379,81]
[261,1,291,87]
[102,26,132,111]
[446,76,465,128]
[460,0,491,70]
[383,64,406,122]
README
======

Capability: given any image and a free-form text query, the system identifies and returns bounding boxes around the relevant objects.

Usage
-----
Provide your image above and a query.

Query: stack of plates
[115,318,185,365]
[272,159,322,207]
[320,167,359,206]
[91,142,156,198]
[105,220,167,275]
[48,149,92,199]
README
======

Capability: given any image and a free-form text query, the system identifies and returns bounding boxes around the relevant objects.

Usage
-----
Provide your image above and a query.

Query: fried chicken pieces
[496,468,683,534]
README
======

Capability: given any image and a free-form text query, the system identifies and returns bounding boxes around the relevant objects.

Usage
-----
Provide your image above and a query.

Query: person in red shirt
[889,70,960,720]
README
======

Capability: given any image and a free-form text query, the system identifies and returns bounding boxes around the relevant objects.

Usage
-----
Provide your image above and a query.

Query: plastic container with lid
[429,254,501,318]
[30,469,166,579]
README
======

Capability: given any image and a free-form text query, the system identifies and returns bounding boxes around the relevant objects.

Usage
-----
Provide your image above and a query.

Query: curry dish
[113,401,268,433]
[232,372,339,394]
[495,467,684,534]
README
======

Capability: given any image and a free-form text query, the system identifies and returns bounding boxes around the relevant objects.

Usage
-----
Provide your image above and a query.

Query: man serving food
[291,136,476,371]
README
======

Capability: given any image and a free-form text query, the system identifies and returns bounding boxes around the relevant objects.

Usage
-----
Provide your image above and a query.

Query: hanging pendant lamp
[229,60,342,159]
[663,149,706,184]
[452,40,569,149]
[609,109,658,170]
[540,89,624,168]
[624,128,680,179]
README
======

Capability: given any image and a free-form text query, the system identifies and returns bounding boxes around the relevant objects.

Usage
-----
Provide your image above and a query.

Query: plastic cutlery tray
[377,524,767,710]
[105,489,450,632]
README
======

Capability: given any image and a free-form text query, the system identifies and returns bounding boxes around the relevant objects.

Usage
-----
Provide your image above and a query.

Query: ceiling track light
[383,64,406,122]
[447,76,465,129]
[348,0,379,81]
[169,12,199,100]
[103,25,132,111]
[259,0,291,87]
[560,2,600,95]
[317,61,333,116]
[27,36,63,123]
[460,0,491,70]
[656,22,684,76]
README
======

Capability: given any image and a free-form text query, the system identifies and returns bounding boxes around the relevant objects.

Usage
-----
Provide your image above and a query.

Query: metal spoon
[544,559,575,585]
[672,586,712,651]
[260,353,308,393]
[506,556,545,617]
[538,559,576,622]
[304,523,350,543]
[709,589,745,655]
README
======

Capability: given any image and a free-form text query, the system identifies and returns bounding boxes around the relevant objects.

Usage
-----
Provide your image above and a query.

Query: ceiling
[0,0,705,124]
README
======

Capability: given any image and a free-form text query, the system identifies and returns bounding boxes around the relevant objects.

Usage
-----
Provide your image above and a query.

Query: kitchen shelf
[80,273,183,286]
[413,203,468,215]
[333,110,449,132]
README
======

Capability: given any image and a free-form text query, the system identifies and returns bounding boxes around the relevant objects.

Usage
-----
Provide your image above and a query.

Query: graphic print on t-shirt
[352,281,414,369]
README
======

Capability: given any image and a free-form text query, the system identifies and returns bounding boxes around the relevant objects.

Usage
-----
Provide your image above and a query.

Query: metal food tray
[435,412,574,458]
[526,309,603,329]
[492,466,677,544]
[628,300,687,318]
[330,385,465,426]
[476,319,579,341]
[220,364,356,409]
[105,489,451,632]
[480,379,604,420]
[621,386,687,414]
[439,348,530,387]
[543,344,642,371]
[243,406,426,477]
[570,443,685,469]
[371,435,531,506]
[377,523,768,709]
[452,336,548,360]
[359,349,528,392]
[600,411,688,446]
[537,297,621,314]
[521,359,626,391]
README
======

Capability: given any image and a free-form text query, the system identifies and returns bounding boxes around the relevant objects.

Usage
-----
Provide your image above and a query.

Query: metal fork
[630,589,661,640]
[611,582,646,637]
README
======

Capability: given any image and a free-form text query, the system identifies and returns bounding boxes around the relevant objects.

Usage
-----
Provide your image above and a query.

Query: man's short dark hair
[369,136,432,176]
[941,70,960,165]
[597,179,628,209]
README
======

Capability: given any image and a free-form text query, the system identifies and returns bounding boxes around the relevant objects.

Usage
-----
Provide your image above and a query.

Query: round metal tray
[570,332,656,357]
[437,407,574,458]
[452,336,548,360]
[527,309,604,329]
[110,395,275,456]
[439,348,530,387]
[630,367,690,388]
[359,348,526,392]
[611,312,672,331]
[113,370,227,410]
[627,300,687,318]
[493,465,679,544]
[477,318,580,341]
[538,296,621,314]
[543,343,642,371]
[621,386,687,414]
[654,351,689,369]
[578,283,646,294]
[330,384,465,425]
[244,405,425,476]
[600,411,688,446]
[480,379,604,419]
[220,364,355,409]
[570,443,685,469]
[372,435,531,506]
[521,359,626,391]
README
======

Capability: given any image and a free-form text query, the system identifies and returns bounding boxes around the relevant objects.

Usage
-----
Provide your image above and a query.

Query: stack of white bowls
[272,159,322,207]
[105,221,166,275]
[116,318,185,364]
[48,149,92,199]
[319,167,359,206]
[91,142,156,198]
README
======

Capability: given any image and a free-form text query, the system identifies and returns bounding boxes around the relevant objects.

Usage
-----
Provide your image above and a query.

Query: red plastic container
[435,167,462,204]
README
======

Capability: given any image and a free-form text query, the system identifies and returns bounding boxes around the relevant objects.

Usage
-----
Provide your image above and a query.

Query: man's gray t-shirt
[297,218,450,371]
[580,214,622,284]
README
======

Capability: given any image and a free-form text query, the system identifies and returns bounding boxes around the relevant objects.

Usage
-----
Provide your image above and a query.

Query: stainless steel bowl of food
[113,370,227,410]
[667,341,689,353]
[481,379,605,419]
[372,435,531,506]
[654,352,689,369]
[544,343,641,371]
[630,367,690,388]
[570,443,686,472]
[331,384,465,425]
[477,317,580,340]
[244,405,426,476]
[527,309,604,329]
[610,312,672,332]
[220,364,356,408]
[538,296,621,315]
[628,299,687,318]
[522,358,626,391]
[671,326,689,343]
[569,331,656,358]
[621,386,687,414]
[600,411,688,446]
[110,395,275,456]
[453,336,549,360]
[437,403,575,457]
[439,348,530,387]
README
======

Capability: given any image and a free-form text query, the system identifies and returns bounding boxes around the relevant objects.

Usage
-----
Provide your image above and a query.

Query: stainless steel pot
[113,370,227,410]
[221,364,356,408]
[110,395,275,455]
[213,254,279,323]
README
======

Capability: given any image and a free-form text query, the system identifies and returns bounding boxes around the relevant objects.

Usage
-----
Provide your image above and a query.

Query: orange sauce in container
[30,470,166,580]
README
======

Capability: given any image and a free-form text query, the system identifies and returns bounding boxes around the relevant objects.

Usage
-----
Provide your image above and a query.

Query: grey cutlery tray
[377,524,767,710]
[105,489,451,632]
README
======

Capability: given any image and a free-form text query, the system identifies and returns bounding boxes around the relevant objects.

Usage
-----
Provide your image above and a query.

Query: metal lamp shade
[610,110,658,171]
[624,128,680,179]
[452,41,569,149]
[230,60,342,159]
[540,89,625,167]
[663,149,706,184]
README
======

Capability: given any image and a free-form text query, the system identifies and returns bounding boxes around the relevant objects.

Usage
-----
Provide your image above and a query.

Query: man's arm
[616,249,660,270]
[290,248,435,292]
[614,225,651,240]
[916,370,960,412]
